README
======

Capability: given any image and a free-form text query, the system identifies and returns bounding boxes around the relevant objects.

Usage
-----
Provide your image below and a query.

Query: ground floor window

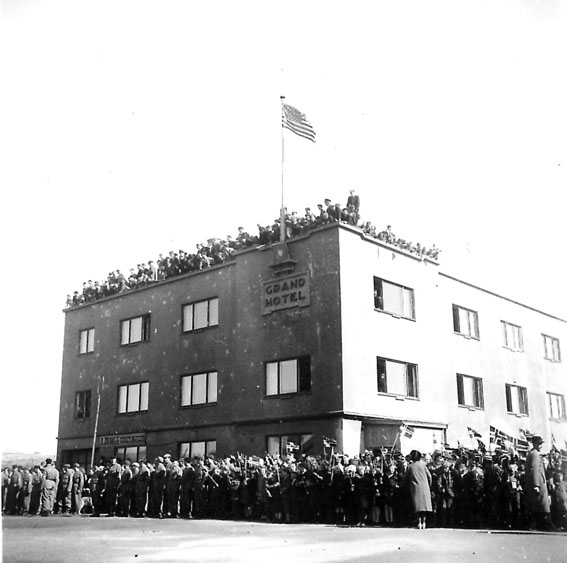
[115,446,147,462]
[179,440,217,460]
[266,433,313,457]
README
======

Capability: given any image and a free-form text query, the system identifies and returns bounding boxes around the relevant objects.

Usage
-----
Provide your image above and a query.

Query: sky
[1,0,566,455]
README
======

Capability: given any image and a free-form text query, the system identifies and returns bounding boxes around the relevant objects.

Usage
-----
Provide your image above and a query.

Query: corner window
[452,305,479,339]
[266,357,311,396]
[79,328,95,354]
[374,277,415,319]
[502,321,523,352]
[505,384,529,415]
[548,392,566,420]
[183,298,219,332]
[120,314,151,345]
[543,334,561,363]
[456,373,484,409]
[181,371,218,406]
[75,390,91,419]
[118,382,149,414]
[179,440,216,459]
[377,357,418,398]
[266,433,313,457]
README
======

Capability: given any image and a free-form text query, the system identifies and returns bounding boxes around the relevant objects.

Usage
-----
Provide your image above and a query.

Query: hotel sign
[262,272,310,314]
[99,433,146,446]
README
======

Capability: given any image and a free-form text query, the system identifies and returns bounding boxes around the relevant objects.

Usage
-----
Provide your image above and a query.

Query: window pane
[140,382,149,411]
[183,304,193,332]
[138,446,147,461]
[181,376,192,406]
[377,358,387,393]
[280,360,298,394]
[267,436,280,457]
[206,440,217,456]
[383,282,403,315]
[80,331,88,354]
[192,373,207,404]
[511,386,520,413]
[194,301,208,330]
[84,391,91,418]
[208,372,217,403]
[118,386,128,413]
[402,288,414,319]
[386,360,406,395]
[124,447,137,462]
[266,362,278,395]
[300,434,314,454]
[209,298,219,326]
[127,384,140,412]
[130,317,143,343]
[462,376,475,406]
[191,441,205,458]
[121,321,130,345]
[459,308,470,336]
[88,329,95,352]
[406,365,418,398]
[180,443,191,459]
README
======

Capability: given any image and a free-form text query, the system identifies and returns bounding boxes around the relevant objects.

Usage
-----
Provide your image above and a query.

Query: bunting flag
[282,102,316,142]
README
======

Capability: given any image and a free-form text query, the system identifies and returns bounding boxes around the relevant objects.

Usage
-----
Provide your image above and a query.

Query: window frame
[179,440,217,460]
[547,392,566,420]
[376,356,419,399]
[456,373,484,410]
[501,321,524,352]
[182,297,219,333]
[79,328,95,355]
[452,304,480,339]
[373,277,415,320]
[115,446,147,463]
[265,356,311,397]
[505,383,529,416]
[180,371,218,407]
[543,334,561,363]
[265,433,314,457]
[75,389,92,420]
[117,381,150,414]
[120,314,151,346]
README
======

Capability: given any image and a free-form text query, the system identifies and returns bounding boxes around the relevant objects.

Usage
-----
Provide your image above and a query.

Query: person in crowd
[402,450,432,529]
[525,435,553,530]
[40,458,59,516]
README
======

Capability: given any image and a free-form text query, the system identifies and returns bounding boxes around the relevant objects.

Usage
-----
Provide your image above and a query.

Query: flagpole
[90,374,104,469]
[280,96,286,242]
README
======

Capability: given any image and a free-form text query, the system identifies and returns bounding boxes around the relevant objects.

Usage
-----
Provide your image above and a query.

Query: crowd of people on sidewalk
[65,190,441,308]
[3,437,567,532]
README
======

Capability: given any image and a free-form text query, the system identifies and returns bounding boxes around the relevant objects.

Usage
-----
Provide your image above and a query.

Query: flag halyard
[282,102,316,142]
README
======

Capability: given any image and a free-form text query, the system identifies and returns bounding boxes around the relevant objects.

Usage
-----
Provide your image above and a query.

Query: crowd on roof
[66,190,441,308]
[3,440,566,532]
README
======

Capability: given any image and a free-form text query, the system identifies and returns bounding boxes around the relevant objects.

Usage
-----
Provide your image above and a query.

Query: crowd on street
[66,190,441,308]
[3,437,567,532]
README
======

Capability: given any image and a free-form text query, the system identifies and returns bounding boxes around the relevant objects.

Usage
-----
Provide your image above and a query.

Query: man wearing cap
[151,456,167,518]
[56,463,74,514]
[525,435,553,530]
[40,459,59,516]
[71,463,84,515]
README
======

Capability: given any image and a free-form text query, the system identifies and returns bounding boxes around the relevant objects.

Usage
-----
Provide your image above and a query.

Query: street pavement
[2,516,566,563]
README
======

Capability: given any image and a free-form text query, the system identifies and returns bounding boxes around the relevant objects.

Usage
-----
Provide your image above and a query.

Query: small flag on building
[400,423,415,439]
[286,441,299,452]
[282,102,316,142]
[468,427,482,438]
[323,437,337,448]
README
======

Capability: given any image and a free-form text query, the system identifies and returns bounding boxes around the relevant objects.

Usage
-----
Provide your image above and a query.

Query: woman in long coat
[402,450,432,529]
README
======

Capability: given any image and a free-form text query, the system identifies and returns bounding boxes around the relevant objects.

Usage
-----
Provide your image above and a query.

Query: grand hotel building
[57,222,566,465]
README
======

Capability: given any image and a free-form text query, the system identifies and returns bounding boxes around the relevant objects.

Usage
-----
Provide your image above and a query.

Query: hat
[73,463,80,468]
[164,454,171,458]
[156,456,164,463]
[531,435,544,444]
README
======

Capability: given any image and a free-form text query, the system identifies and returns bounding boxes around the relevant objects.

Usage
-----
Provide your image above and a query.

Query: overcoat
[403,460,432,513]
[524,448,550,513]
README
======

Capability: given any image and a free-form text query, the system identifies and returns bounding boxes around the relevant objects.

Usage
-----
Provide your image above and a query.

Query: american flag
[282,102,316,142]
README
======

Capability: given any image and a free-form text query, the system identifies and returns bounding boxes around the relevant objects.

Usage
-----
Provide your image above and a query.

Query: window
[79,328,95,354]
[181,371,218,406]
[456,374,484,409]
[75,390,91,419]
[179,440,216,459]
[548,392,566,420]
[115,446,146,462]
[377,357,418,398]
[265,357,311,396]
[502,321,523,352]
[266,433,313,457]
[183,298,219,332]
[118,382,149,413]
[505,384,529,415]
[120,314,151,345]
[373,277,415,319]
[543,334,561,363]
[452,305,480,339]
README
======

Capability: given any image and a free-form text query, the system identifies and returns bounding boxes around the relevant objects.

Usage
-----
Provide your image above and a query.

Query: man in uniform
[525,435,553,530]
[5,465,22,514]
[71,463,84,515]
[118,460,133,516]
[56,463,74,514]
[40,458,59,516]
